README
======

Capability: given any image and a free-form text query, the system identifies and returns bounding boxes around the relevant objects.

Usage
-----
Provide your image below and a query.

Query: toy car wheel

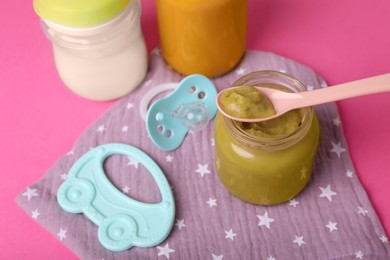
[98,215,137,251]
[58,179,95,213]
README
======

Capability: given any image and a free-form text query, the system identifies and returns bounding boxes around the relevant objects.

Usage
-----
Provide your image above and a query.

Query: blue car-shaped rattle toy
[57,143,175,251]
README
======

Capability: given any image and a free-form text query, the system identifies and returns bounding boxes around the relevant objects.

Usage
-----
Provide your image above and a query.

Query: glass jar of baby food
[34,0,147,101]
[156,0,247,77]
[214,71,320,205]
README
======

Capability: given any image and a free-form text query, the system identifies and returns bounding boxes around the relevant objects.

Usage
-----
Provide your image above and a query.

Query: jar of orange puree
[156,0,247,77]
[214,71,321,205]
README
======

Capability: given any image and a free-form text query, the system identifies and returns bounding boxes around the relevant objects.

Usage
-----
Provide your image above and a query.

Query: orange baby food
[156,0,247,77]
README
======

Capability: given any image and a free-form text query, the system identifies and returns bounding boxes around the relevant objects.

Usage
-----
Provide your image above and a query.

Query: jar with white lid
[34,0,148,101]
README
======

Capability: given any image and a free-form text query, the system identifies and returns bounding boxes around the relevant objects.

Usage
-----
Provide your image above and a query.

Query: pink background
[1,0,389,258]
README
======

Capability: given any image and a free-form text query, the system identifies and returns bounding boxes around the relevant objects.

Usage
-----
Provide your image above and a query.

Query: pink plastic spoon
[216,73,390,123]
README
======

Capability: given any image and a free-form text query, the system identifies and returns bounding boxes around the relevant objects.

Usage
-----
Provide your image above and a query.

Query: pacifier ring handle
[139,83,178,121]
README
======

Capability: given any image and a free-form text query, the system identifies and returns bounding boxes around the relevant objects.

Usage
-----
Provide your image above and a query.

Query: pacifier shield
[146,74,217,151]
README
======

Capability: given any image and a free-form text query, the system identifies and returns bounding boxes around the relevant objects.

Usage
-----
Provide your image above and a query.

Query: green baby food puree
[215,85,320,205]
[220,85,303,137]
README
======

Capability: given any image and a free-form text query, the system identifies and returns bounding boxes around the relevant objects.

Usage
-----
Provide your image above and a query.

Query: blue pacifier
[145,74,217,151]
[57,143,175,252]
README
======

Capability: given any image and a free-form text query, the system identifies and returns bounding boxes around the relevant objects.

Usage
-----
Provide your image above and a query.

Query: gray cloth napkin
[17,49,390,259]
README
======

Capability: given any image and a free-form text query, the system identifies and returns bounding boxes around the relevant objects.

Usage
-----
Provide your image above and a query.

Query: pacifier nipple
[173,103,210,132]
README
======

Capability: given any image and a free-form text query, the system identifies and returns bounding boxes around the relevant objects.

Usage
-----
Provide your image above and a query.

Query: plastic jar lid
[33,0,131,27]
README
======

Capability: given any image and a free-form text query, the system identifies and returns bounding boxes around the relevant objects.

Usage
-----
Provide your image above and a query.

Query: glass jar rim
[223,70,314,151]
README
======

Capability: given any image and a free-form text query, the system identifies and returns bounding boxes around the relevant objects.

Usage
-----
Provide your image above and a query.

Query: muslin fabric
[17,49,390,260]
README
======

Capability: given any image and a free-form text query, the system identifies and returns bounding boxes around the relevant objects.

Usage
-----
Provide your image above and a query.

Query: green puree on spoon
[219,85,303,137]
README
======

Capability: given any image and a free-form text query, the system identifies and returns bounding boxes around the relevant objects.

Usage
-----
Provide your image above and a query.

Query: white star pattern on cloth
[257,212,275,229]
[278,68,287,73]
[330,142,346,158]
[212,254,223,260]
[195,164,211,177]
[165,155,173,163]
[126,102,134,109]
[122,125,129,132]
[235,68,245,75]
[379,235,388,243]
[319,185,337,201]
[66,150,74,156]
[127,157,139,168]
[175,219,186,230]
[346,170,354,178]
[358,206,368,216]
[97,124,106,132]
[60,173,68,180]
[122,186,130,194]
[293,235,305,247]
[333,117,342,127]
[57,228,67,241]
[206,198,218,208]
[157,243,175,259]
[289,199,299,207]
[225,229,237,240]
[31,209,40,219]
[22,187,38,201]
[326,221,338,232]
[355,251,364,259]
[19,52,390,259]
